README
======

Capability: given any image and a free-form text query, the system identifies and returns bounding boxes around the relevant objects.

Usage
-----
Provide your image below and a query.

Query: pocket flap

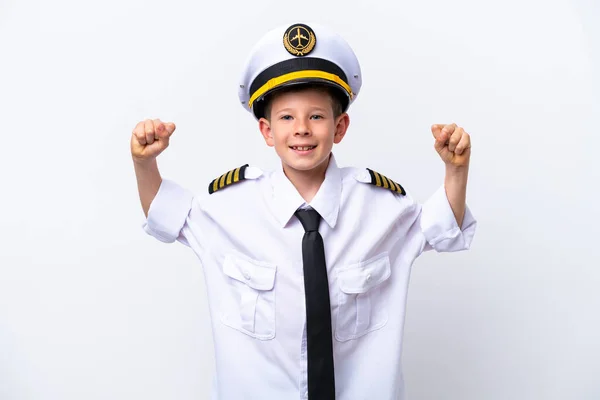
[338,253,391,294]
[223,254,276,291]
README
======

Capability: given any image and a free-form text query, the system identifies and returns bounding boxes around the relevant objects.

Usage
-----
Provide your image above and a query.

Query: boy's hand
[131,119,176,164]
[431,123,471,169]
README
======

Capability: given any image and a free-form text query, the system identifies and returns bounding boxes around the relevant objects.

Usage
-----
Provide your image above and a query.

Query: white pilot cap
[238,22,362,120]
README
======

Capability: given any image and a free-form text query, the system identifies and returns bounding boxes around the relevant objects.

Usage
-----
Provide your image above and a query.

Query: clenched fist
[131,119,176,164]
[431,123,471,169]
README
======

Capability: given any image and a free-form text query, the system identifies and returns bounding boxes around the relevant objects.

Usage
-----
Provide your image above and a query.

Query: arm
[131,119,196,246]
[134,159,162,218]
[130,119,176,217]
[444,165,468,228]
[415,122,476,254]
[431,123,471,228]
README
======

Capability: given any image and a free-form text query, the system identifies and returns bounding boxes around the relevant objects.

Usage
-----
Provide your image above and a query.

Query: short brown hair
[262,84,345,121]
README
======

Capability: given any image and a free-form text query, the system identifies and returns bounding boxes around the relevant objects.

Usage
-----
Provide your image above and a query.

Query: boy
[131,22,476,400]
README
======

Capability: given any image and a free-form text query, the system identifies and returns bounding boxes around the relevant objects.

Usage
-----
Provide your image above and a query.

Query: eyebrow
[275,106,328,114]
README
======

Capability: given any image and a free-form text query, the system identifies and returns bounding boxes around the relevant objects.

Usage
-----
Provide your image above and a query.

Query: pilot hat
[238,23,362,120]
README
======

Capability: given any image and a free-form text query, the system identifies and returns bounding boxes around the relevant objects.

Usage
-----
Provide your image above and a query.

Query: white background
[1,0,599,399]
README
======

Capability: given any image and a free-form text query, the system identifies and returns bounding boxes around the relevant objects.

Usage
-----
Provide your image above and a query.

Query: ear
[333,113,350,144]
[258,118,274,147]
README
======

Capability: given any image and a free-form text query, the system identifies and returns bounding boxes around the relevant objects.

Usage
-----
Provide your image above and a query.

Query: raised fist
[431,123,471,169]
[131,118,176,163]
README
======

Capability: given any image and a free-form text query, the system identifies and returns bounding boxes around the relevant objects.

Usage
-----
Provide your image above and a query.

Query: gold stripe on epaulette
[381,174,389,189]
[373,170,382,187]
[388,179,397,192]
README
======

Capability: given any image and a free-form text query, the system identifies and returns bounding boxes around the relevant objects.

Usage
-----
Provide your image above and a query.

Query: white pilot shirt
[142,154,477,400]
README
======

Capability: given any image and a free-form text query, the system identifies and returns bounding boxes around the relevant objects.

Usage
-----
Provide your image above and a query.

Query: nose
[294,117,311,136]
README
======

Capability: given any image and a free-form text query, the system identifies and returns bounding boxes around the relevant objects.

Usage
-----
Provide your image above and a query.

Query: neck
[283,155,331,203]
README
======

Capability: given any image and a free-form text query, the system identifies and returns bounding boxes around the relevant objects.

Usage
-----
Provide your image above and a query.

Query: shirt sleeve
[419,185,477,252]
[142,179,195,245]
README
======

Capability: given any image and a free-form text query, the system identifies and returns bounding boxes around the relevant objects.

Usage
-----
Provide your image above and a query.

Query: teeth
[294,146,314,151]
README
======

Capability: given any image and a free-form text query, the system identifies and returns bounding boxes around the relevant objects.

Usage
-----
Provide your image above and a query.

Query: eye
[310,114,324,120]
[280,115,293,120]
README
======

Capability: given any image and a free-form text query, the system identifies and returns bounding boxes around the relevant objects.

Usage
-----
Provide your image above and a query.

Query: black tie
[295,209,335,400]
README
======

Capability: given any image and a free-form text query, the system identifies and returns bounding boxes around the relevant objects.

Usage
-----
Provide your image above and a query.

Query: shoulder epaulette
[208,164,249,194]
[365,168,406,195]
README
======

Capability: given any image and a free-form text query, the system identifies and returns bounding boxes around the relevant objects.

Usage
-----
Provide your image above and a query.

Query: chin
[284,155,328,172]
[287,162,318,172]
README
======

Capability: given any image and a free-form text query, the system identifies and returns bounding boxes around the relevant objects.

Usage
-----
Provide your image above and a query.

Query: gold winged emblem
[283,24,316,56]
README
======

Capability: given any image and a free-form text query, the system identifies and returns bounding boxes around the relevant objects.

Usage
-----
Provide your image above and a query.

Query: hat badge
[283,24,316,56]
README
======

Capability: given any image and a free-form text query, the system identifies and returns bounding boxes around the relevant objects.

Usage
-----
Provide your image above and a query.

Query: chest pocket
[335,252,391,342]
[220,253,277,340]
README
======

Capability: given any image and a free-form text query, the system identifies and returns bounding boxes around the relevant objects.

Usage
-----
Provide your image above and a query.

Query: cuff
[420,185,477,252]
[142,179,195,243]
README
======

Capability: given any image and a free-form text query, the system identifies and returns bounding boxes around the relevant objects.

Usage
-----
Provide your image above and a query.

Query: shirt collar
[271,154,342,229]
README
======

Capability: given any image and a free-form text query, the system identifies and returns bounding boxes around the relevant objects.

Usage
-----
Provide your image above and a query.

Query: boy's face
[258,88,349,177]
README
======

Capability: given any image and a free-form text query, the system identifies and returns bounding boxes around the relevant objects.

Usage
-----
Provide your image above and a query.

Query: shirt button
[243,270,251,280]
[366,273,372,282]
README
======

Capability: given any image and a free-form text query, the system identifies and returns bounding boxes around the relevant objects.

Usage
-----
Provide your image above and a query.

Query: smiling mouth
[290,146,316,151]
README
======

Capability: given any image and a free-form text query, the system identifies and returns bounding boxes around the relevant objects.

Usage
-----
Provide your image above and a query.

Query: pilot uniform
[142,22,477,400]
